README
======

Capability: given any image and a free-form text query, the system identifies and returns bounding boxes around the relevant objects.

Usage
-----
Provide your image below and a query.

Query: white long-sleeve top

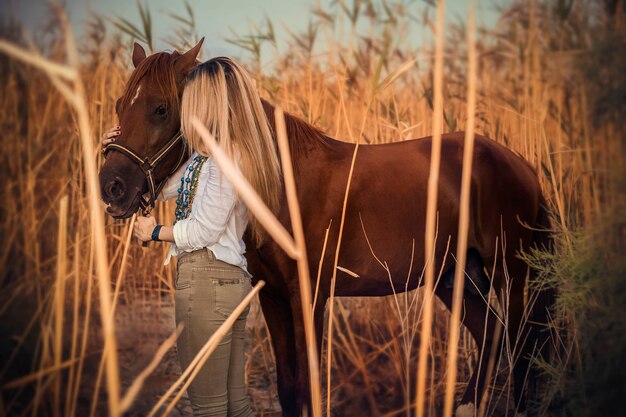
[158,153,249,274]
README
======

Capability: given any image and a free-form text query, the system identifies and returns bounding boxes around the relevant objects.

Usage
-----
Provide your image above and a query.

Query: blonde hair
[180,57,281,247]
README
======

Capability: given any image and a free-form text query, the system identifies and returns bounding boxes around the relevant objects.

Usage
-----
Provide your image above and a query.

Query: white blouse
[158,153,250,274]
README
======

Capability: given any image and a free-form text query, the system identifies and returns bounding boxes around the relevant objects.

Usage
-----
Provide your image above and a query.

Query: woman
[102,57,281,417]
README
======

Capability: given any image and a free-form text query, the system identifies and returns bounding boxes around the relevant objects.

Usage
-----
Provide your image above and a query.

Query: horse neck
[247,102,352,254]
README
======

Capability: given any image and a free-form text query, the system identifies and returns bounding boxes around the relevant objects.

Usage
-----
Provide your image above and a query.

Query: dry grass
[0,0,623,416]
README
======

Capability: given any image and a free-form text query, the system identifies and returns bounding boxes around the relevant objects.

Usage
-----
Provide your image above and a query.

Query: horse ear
[132,42,147,68]
[174,37,204,76]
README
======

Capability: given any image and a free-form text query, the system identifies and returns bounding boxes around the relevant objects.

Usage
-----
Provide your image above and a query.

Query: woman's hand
[101,126,120,150]
[134,215,157,242]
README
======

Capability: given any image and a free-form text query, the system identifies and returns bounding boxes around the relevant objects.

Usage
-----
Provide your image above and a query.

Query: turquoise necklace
[174,154,207,224]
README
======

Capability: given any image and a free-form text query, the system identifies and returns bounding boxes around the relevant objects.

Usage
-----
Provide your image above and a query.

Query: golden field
[0,1,624,416]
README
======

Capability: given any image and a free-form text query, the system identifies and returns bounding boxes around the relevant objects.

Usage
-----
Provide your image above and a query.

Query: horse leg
[466,252,531,417]
[258,289,298,417]
[288,289,327,417]
[293,305,311,417]
[436,250,503,417]
[503,257,533,417]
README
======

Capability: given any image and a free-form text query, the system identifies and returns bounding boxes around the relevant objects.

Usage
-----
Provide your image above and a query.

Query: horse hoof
[455,403,476,417]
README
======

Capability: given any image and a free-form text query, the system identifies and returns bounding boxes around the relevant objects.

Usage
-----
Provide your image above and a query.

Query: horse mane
[119,51,182,112]
[260,99,330,160]
[120,54,331,161]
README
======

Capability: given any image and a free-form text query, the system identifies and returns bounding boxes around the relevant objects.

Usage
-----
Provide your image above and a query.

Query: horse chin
[105,194,142,219]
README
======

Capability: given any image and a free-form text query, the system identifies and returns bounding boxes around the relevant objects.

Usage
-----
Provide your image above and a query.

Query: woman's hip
[175,249,251,320]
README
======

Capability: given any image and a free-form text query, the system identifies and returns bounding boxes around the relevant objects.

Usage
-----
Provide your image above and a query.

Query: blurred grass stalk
[325,127,359,417]
[443,1,477,416]
[88,215,136,417]
[0,11,123,417]
[53,195,68,416]
[415,0,446,416]
[0,0,621,416]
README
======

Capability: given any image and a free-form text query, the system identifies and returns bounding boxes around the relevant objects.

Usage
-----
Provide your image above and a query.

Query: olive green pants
[175,249,254,417]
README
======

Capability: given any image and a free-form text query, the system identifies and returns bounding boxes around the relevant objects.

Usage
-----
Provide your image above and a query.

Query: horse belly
[331,203,432,297]
[307,137,465,298]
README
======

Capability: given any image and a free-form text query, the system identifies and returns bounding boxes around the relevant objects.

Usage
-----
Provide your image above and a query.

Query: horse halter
[103,131,187,215]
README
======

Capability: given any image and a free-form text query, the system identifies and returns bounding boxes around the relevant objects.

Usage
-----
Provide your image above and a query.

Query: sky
[3,0,511,60]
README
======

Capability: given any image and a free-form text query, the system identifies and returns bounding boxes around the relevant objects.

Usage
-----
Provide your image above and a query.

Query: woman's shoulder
[200,155,212,173]
[203,154,242,176]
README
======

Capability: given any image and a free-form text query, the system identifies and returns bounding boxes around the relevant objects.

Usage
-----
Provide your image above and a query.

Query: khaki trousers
[175,249,254,417]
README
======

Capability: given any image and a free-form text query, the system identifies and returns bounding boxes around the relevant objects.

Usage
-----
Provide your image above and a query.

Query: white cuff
[172,220,188,250]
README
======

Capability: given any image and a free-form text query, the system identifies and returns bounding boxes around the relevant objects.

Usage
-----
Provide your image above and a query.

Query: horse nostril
[105,179,126,201]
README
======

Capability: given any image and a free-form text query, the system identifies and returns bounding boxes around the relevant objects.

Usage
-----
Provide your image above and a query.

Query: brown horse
[99,42,554,417]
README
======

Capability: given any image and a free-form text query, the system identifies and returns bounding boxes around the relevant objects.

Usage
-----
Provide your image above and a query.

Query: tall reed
[0,1,621,416]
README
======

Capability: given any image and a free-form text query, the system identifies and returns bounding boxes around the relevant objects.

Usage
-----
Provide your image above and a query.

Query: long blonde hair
[180,57,281,247]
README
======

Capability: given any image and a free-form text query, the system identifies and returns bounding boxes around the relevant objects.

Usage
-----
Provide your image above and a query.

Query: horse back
[249,132,543,297]
[296,132,542,296]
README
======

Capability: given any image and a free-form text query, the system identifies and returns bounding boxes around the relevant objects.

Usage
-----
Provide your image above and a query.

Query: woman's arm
[133,216,175,242]
[133,159,237,247]
[157,225,174,242]
[172,160,237,250]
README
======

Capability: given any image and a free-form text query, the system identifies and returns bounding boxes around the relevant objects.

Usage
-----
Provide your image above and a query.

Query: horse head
[99,39,203,218]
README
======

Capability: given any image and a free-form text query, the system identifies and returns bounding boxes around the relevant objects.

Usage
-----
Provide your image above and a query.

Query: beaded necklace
[174,154,208,224]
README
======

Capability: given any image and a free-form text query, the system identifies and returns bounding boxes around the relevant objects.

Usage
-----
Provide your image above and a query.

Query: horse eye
[155,104,167,117]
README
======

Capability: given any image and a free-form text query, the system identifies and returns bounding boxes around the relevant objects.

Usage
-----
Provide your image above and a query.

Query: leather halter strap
[103,131,187,214]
